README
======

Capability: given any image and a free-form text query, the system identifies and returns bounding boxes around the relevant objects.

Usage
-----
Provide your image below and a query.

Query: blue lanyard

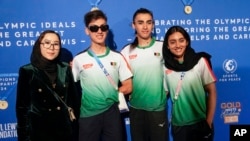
[88,49,118,90]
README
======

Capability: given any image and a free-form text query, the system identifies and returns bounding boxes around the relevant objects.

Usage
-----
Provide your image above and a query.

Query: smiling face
[40,33,60,60]
[167,32,189,62]
[85,18,108,46]
[132,13,154,40]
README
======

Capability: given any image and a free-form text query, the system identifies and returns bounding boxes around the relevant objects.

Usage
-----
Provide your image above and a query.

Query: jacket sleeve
[16,67,31,141]
[66,66,81,141]
[66,66,81,119]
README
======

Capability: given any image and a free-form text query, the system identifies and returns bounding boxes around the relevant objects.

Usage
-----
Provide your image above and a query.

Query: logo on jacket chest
[129,54,137,60]
[82,63,93,69]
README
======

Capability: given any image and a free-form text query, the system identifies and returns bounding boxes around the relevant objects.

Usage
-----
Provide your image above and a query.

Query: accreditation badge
[0,100,8,110]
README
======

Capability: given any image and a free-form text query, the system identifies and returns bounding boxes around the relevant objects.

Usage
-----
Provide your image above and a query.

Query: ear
[132,22,135,30]
[186,41,189,47]
[85,27,89,35]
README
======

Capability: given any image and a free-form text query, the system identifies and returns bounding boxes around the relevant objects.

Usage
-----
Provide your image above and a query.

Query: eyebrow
[136,19,153,22]
[43,39,59,42]
[169,38,185,42]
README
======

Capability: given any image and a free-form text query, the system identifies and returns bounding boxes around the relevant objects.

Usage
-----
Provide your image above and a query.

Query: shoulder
[75,48,88,56]
[121,43,131,51]
[197,52,212,68]
[197,57,212,70]
[108,49,127,62]
[19,63,34,71]
[74,49,88,59]
[120,43,132,55]
[18,64,35,77]
[109,49,123,56]
[199,57,212,70]
[58,61,70,68]
[153,40,163,47]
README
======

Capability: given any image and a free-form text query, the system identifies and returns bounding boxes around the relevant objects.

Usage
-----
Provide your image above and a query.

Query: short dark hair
[84,10,107,27]
[132,8,154,23]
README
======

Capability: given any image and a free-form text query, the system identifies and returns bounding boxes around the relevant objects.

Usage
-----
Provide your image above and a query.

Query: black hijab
[162,26,212,72]
[30,30,61,83]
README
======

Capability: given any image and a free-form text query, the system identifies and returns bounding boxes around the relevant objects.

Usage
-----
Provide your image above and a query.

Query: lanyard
[88,49,118,90]
[174,72,185,100]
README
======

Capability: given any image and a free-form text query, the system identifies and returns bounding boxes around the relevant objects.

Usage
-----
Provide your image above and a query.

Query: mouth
[142,30,149,34]
[174,47,183,53]
[47,52,55,56]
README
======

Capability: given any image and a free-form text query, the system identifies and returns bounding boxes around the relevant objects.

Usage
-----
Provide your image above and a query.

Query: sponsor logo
[220,102,241,123]
[129,54,137,59]
[82,63,93,69]
[219,59,241,82]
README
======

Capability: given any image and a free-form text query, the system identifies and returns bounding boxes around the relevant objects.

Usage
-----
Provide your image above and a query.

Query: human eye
[169,40,175,45]
[54,43,60,47]
[179,38,186,43]
[147,20,153,25]
[137,21,143,25]
[170,42,175,46]
[44,40,51,45]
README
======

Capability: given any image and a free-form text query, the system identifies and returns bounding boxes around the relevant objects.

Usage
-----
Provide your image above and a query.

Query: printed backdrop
[1,0,250,141]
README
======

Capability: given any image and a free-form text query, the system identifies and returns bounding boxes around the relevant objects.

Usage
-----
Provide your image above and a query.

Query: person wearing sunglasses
[16,30,80,141]
[72,9,133,141]
[121,8,168,141]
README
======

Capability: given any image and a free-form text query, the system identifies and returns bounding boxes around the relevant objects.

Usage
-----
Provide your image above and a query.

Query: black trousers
[78,104,123,141]
[129,107,169,141]
[172,120,214,141]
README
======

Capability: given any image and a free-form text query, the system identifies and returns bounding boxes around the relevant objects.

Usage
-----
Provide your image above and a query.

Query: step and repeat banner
[1,0,250,140]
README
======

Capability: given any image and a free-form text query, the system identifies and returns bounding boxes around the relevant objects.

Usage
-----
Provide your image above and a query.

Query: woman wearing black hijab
[162,26,217,141]
[16,30,80,141]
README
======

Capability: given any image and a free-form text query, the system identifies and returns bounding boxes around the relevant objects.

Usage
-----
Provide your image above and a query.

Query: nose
[176,41,181,48]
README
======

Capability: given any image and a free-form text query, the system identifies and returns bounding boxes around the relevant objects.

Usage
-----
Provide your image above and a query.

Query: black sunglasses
[88,25,109,32]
